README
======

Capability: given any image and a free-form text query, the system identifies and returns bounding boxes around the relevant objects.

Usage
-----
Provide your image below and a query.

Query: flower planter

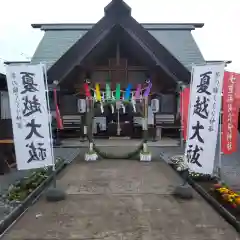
[0,160,67,235]
[188,178,240,232]
[212,191,240,214]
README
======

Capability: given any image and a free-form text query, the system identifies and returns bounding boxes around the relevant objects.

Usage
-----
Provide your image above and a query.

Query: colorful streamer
[135,84,141,99]
[124,83,132,101]
[95,83,101,101]
[143,80,152,97]
[115,83,121,100]
[84,83,91,98]
[83,79,152,101]
[106,83,111,100]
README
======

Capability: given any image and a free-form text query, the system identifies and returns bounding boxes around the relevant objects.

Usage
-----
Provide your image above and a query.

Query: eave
[31,23,204,31]
[4,61,31,65]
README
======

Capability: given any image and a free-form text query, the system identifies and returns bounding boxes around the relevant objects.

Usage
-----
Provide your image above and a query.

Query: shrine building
[18,0,206,139]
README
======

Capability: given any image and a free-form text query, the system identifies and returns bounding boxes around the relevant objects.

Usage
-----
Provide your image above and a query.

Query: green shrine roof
[31,23,205,71]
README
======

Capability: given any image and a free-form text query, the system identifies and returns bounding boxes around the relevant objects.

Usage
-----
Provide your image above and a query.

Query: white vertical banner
[185,63,225,174]
[6,64,53,170]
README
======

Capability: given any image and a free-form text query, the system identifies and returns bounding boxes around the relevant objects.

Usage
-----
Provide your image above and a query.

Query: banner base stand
[173,185,193,199]
[45,187,66,202]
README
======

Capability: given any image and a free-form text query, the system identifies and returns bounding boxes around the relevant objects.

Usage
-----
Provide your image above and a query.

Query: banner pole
[42,64,56,187]
[218,102,223,181]
[217,66,225,179]
[41,63,66,202]
[180,84,184,148]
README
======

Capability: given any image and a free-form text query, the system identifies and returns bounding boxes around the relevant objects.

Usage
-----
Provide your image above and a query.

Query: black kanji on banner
[20,72,38,94]
[25,119,44,140]
[196,71,212,95]
[186,144,203,167]
[189,120,204,143]
[22,95,42,117]
[26,142,47,163]
[193,96,209,119]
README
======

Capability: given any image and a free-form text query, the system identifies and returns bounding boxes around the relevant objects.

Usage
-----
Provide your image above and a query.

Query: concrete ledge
[0,161,67,236]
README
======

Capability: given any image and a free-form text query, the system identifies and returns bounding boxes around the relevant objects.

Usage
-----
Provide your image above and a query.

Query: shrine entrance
[92,99,144,139]
[57,24,180,142]
[91,56,138,139]
[105,107,134,138]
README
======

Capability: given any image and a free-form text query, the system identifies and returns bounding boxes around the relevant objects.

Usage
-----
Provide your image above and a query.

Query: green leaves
[6,158,63,202]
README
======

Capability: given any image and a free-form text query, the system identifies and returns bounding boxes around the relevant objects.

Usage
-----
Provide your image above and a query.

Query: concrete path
[2,159,239,239]
[60,135,240,191]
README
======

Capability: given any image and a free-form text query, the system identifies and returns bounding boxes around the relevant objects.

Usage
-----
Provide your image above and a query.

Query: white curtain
[1,91,11,119]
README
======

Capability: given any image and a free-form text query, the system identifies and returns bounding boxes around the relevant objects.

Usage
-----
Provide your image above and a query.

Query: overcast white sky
[0,0,239,74]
